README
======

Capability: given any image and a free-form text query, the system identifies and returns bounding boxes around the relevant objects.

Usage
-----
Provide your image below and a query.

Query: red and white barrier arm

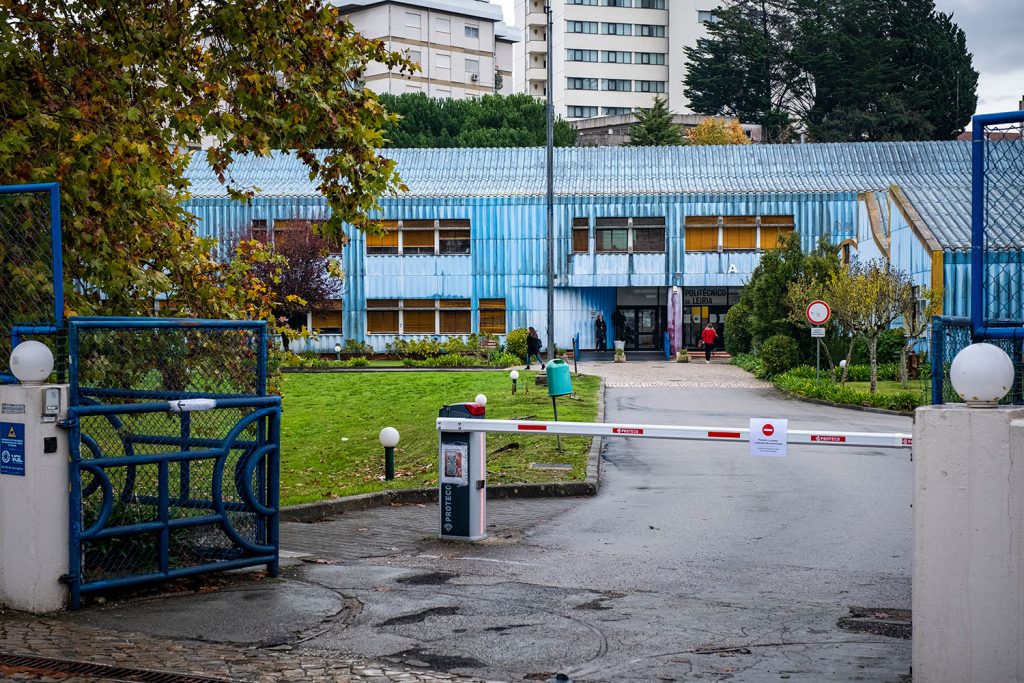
[435,418,912,449]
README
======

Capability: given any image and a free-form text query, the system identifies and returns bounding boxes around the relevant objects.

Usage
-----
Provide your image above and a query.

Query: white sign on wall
[749,418,788,457]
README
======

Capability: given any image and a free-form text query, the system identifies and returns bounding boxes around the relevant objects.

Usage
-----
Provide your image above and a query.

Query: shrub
[759,334,800,377]
[724,302,752,355]
[387,337,443,359]
[505,328,529,359]
[403,354,473,368]
[341,338,374,356]
[774,371,924,412]
[488,351,522,367]
[731,353,764,377]
[877,328,906,364]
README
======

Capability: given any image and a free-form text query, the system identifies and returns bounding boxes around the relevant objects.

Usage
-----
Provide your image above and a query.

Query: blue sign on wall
[1,421,25,477]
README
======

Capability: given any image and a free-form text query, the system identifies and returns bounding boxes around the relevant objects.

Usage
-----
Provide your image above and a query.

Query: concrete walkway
[0,361,913,682]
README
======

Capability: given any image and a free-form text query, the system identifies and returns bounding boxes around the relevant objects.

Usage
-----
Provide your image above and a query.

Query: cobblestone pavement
[574,357,771,389]
[0,613,483,682]
[0,499,582,683]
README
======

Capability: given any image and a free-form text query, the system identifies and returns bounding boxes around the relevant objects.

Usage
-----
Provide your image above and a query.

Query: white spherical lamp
[10,340,54,384]
[475,393,488,406]
[378,426,400,448]
[509,370,519,380]
[949,343,1015,407]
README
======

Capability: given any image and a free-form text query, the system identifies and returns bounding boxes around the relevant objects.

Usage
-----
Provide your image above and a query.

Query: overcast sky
[494,0,1023,119]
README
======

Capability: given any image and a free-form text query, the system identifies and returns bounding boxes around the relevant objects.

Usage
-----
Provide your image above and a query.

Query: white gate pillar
[0,383,70,612]
[913,405,1024,682]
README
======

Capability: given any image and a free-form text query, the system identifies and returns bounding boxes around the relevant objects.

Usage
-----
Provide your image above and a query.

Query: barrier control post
[437,402,487,541]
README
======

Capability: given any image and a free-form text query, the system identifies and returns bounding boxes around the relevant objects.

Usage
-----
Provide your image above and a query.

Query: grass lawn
[843,379,930,397]
[279,370,601,506]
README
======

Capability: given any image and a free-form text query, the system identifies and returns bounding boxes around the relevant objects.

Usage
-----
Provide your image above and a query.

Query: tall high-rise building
[336,1,518,99]
[513,0,723,119]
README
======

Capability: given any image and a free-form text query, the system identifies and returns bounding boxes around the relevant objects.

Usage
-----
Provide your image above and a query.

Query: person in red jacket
[700,322,718,363]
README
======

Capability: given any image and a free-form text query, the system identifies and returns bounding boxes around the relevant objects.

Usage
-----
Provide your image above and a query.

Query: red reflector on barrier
[708,431,741,439]
[811,435,846,443]
[465,403,486,416]
[612,427,644,435]
[902,437,913,445]
[518,424,547,431]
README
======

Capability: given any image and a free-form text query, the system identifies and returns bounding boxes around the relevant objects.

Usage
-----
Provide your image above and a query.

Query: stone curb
[281,377,607,524]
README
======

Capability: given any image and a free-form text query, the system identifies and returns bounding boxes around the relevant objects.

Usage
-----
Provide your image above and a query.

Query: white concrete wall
[0,384,70,612]
[343,1,507,98]
[913,405,1024,682]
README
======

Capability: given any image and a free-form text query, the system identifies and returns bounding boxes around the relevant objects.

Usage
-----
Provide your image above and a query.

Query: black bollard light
[378,427,399,481]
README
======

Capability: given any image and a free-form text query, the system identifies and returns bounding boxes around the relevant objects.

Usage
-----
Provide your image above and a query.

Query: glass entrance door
[613,306,663,351]
[685,306,728,350]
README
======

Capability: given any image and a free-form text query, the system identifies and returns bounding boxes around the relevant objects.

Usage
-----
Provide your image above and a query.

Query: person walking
[594,313,607,352]
[700,322,718,363]
[525,326,545,370]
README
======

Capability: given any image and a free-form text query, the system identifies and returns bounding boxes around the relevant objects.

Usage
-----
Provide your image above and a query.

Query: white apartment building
[513,0,723,119]
[336,1,518,99]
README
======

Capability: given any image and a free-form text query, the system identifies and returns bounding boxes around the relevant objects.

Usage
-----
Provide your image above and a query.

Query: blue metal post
[931,316,944,405]
[971,116,985,336]
[48,184,64,325]
[66,407,83,610]
[267,406,281,577]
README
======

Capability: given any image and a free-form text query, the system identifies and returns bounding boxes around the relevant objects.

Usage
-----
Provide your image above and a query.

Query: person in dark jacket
[594,313,607,351]
[525,326,544,369]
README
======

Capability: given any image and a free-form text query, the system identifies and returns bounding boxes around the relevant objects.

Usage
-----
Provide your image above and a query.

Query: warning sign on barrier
[749,418,787,457]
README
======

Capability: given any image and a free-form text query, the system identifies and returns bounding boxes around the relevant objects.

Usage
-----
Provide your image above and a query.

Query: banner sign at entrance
[684,287,734,306]
[0,421,26,476]
[749,418,788,457]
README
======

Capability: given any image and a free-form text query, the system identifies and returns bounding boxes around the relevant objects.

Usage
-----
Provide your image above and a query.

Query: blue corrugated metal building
[182,141,1024,353]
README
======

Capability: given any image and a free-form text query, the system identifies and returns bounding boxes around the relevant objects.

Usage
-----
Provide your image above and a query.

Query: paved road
[5,362,914,682]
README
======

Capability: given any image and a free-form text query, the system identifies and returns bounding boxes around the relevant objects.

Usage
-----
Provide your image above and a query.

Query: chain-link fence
[979,119,1024,323]
[66,317,279,608]
[69,318,266,404]
[931,316,1024,406]
[0,183,63,382]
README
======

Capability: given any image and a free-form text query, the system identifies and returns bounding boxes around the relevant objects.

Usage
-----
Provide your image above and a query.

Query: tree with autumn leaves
[0,0,411,321]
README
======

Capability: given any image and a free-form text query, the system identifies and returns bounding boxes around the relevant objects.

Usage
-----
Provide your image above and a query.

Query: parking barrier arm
[436,417,912,449]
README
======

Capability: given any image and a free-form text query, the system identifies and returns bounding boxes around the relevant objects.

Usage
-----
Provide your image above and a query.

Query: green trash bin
[546,358,573,397]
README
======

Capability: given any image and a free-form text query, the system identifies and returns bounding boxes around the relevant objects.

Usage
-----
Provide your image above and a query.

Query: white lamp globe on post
[334,342,342,362]
[949,342,1015,407]
[509,370,519,395]
[10,340,54,385]
[378,427,400,480]
[475,393,488,407]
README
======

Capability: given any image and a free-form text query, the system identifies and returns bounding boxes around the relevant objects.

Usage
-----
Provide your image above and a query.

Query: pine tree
[625,96,684,146]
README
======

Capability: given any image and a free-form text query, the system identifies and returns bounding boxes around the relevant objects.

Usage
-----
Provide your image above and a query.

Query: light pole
[378,427,399,481]
[545,0,555,365]
[334,342,341,362]
[509,369,519,394]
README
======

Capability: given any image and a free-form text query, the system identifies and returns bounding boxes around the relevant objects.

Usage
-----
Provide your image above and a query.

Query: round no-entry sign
[762,424,775,437]
[806,300,831,325]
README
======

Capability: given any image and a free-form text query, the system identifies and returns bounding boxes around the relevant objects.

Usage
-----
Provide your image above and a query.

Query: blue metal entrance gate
[64,317,281,608]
